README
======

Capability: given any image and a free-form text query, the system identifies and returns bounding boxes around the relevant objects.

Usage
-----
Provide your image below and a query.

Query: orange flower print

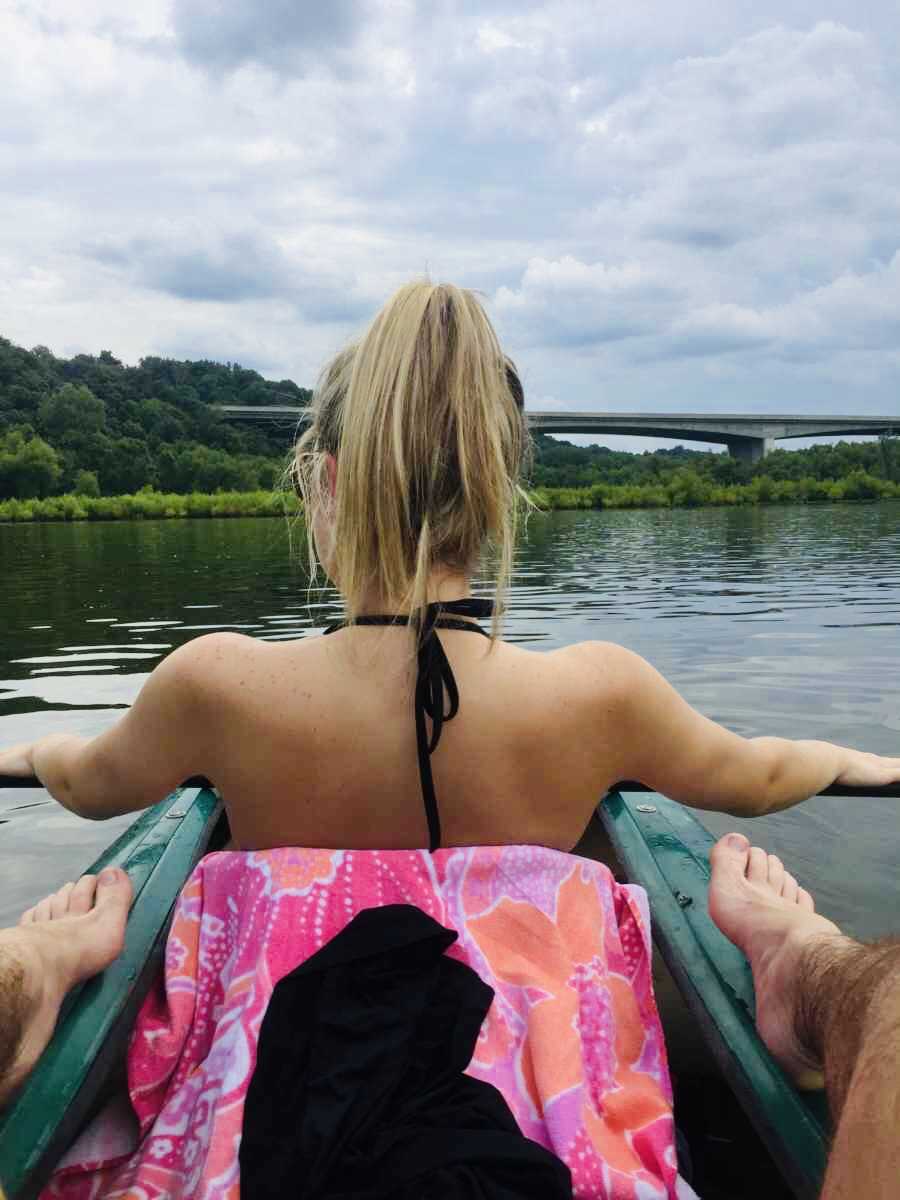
[250,848,341,897]
[468,862,670,1176]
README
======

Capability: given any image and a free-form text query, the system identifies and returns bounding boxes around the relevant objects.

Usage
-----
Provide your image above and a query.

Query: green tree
[0,428,62,498]
[710,456,748,485]
[667,467,711,507]
[38,384,106,443]
[73,468,100,497]
[99,437,155,494]
[879,435,899,482]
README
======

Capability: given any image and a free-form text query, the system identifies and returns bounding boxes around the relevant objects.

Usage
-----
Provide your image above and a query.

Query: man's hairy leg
[796,935,900,1200]
[708,833,900,1200]
[0,951,27,1099]
[0,870,132,1107]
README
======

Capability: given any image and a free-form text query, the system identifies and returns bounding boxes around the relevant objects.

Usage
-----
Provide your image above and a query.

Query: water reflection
[1,503,899,935]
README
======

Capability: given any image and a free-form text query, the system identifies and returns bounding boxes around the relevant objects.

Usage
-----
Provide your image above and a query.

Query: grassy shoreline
[532,470,900,510]
[1,471,899,523]
[0,490,293,522]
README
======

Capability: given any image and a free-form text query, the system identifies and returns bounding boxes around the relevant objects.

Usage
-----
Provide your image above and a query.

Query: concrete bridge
[219,405,899,463]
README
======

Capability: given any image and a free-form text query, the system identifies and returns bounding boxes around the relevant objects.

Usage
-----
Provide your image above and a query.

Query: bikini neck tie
[323,596,493,852]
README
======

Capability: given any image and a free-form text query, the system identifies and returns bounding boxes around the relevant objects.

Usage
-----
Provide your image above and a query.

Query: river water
[1,503,899,937]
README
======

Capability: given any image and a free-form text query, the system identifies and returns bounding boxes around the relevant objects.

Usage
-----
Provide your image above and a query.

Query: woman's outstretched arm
[0,637,222,819]
[592,643,900,816]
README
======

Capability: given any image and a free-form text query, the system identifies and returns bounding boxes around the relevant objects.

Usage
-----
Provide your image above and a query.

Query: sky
[2,0,900,452]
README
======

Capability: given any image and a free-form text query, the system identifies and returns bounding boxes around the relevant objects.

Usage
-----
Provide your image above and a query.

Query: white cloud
[494,255,678,349]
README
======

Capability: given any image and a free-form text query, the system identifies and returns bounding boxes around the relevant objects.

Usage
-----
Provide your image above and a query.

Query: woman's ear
[325,453,337,500]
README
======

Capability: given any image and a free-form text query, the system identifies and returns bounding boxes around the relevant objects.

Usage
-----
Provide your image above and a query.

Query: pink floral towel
[45,845,698,1199]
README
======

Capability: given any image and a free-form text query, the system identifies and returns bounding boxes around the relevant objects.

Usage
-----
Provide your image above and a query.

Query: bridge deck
[218,405,898,461]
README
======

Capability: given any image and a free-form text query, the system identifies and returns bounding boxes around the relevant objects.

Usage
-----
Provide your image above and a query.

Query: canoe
[0,785,827,1199]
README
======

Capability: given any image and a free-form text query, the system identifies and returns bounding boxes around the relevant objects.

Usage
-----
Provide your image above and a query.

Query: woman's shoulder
[507,637,641,678]
[493,638,645,720]
[171,630,322,697]
[174,629,268,674]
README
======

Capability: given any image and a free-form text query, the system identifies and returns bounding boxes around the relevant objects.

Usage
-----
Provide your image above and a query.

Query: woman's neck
[357,569,473,615]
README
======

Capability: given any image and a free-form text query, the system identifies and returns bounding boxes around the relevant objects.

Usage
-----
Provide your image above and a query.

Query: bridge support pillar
[728,436,773,465]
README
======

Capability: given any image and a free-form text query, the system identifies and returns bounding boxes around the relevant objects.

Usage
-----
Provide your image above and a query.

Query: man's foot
[708,833,841,1089]
[0,869,132,1102]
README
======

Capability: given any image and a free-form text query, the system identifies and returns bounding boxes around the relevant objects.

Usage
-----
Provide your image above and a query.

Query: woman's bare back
[6,602,893,834]
[199,627,615,853]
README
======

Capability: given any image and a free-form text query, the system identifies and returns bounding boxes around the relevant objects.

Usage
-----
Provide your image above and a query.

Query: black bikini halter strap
[323,597,493,853]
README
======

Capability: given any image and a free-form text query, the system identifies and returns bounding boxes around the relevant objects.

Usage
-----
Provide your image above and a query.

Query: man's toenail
[98,868,120,885]
[726,833,749,850]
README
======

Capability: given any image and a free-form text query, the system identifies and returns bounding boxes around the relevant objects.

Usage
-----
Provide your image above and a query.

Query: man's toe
[69,875,99,916]
[710,832,752,882]
[91,869,132,941]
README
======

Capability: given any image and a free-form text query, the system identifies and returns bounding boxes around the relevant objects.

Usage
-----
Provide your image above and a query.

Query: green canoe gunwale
[0,785,222,1200]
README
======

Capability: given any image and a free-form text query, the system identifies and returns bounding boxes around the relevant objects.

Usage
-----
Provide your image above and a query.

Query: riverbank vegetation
[0,489,294,522]
[1,334,898,514]
[1,470,898,523]
[530,430,900,489]
[533,469,900,510]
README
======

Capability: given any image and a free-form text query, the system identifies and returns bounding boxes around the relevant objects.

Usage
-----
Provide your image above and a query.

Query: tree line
[0,336,308,499]
[0,333,897,502]
[529,432,900,489]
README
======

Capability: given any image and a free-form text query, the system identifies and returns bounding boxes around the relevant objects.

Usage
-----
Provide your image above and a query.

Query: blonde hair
[292,280,529,639]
